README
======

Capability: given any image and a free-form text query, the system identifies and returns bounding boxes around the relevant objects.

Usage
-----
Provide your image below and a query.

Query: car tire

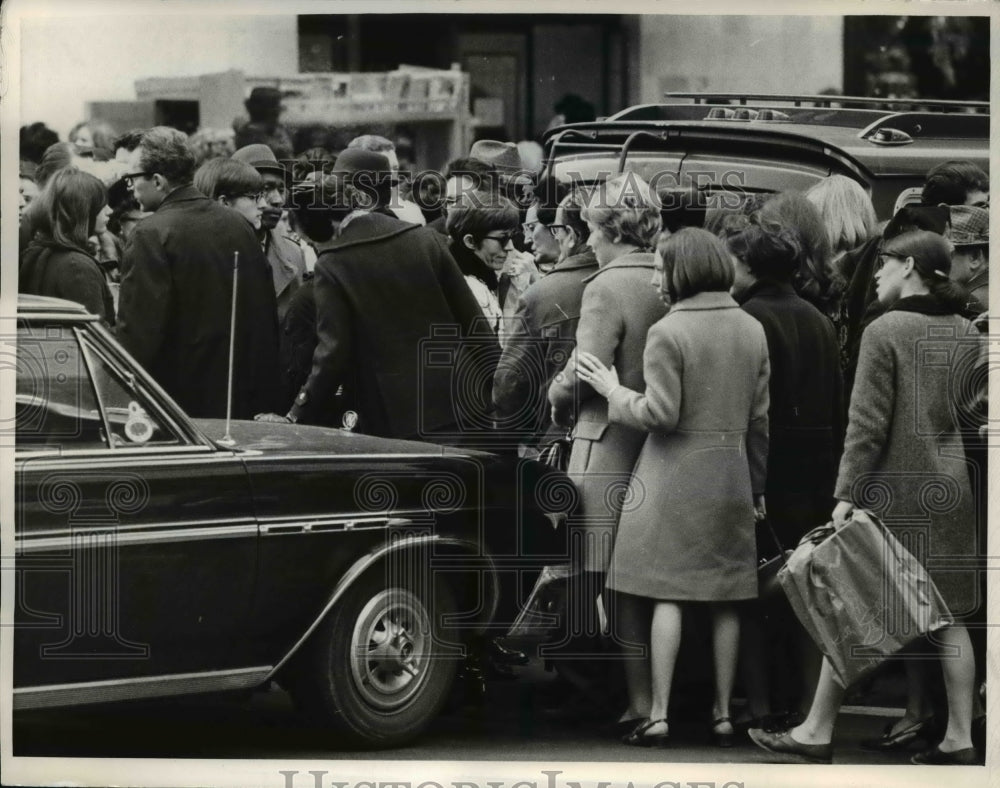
[289,569,458,748]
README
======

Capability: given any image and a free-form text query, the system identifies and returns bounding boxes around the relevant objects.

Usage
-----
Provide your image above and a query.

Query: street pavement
[14,658,928,765]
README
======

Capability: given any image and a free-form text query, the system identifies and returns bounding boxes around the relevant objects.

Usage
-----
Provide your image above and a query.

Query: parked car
[12,295,570,748]
[542,92,989,219]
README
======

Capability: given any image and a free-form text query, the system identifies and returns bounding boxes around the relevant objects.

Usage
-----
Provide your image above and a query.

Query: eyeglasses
[876,252,902,270]
[523,221,555,236]
[547,224,569,235]
[122,172,152,188]
[483,233,513,246]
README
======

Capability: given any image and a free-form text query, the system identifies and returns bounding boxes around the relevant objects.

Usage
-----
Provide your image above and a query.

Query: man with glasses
[232,143,306,324]
[117,126,281,420]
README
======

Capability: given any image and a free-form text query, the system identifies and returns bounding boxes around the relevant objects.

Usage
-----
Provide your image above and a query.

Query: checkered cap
[949,204,989,246]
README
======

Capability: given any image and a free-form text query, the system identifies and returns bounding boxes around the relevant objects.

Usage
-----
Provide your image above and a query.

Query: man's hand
[254,412,292,423]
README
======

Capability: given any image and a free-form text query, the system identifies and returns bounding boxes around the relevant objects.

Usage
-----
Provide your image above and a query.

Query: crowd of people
[16,110,989,764]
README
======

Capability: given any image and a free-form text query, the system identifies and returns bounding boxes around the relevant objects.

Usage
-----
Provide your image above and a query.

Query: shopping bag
[778,510,953,688]
[506,564,572,640]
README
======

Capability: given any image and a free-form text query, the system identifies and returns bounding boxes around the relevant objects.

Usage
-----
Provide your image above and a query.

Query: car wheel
[290,571,457,748]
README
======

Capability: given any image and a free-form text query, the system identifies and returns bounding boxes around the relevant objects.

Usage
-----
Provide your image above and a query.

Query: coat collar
[734,279,797,305]
[887,294,962,317]
[670,291,740,312]
[549,248,598,274]
[583,250,654,282]
[158,184,207,209]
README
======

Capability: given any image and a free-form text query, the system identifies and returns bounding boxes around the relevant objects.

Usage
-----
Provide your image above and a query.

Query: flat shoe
[622,717,670,748]
[748,727,832,764]
[712,716,734,748]
[859,716,935,751]
[911,745,979,765]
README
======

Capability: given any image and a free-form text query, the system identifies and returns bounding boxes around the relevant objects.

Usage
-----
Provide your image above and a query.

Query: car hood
[192,418,487,458]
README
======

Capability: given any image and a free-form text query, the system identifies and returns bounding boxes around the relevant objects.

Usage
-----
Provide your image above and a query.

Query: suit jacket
[265,228,307,325]
[117,185,282,419]
[493,247,598,445]
[288,212,495,441]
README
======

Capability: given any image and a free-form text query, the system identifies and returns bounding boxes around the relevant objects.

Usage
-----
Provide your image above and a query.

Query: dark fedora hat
[232,143,286,178]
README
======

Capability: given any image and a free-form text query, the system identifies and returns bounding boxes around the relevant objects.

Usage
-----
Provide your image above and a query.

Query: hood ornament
[342,411,359,432]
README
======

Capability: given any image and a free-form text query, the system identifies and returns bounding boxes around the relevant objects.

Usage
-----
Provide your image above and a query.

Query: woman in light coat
[577,228,769,747]
[547,174,667,725]
[748,230,982,765]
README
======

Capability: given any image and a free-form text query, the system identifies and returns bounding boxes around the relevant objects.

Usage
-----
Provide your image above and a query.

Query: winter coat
[548,252,668,572]
[493,247,599,447]
[116,185,282,419]
[287,212,495,441]
[19,239,115,326]
[265,227,306,325]
[737,280,844,544]
[834,295,981,615]
[605,291,769,601]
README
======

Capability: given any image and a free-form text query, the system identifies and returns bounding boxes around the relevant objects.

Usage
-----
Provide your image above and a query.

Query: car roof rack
[665,91,989,114]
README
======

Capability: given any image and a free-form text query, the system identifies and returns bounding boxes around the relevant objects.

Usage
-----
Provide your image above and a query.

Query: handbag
[756,516,792,600]
[506,564,573,640]
[778,510,953,688]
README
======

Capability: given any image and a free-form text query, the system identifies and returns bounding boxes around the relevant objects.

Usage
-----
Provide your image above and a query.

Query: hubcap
[350,588,431,710]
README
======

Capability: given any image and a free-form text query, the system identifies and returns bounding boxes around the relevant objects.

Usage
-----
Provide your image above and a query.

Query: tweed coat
[548,252,669,572]
[493,247,599,446]
[834,299,981,615]
[117,185,282,420]
[606,291,770,601]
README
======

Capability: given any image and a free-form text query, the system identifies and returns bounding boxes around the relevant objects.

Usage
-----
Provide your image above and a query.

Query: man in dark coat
[493,189,598,452]
[283,151,496,442]
[117,126,282,420]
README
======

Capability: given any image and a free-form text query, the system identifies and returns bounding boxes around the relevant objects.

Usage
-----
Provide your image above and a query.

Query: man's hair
[112,129,146,155]
[557,187,591,246]
[20,122,60,164]
[348,134,395,153]
[193,158,262,200]
[921,160,989,206]
[532,176,568,226]
[138,126,196,186]
[443,157,498,194]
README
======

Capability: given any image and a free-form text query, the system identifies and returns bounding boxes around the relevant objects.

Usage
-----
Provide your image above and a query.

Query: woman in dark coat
[19,167,115,325]
[547,174,667,729]
[577,228,769,747]
[749,230,982,765]
[727,221,843,729]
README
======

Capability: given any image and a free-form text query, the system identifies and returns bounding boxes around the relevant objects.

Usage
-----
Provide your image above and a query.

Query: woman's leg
[737,603,771,722]
[712,603,740,729]
[789,656,844,745]
[611,591,652,721]
[646,601,683,733]
[935,624,975,751]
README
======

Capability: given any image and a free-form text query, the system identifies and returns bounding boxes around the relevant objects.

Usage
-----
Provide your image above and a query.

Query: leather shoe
[490,638,529,666]
[748,727,833,764]
[911,745,979,765]
[622,718,670,748]
[859,716,935,751]
[712,716,735,748]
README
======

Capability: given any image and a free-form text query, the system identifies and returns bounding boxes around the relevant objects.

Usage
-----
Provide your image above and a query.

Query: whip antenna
[218,250,239,446]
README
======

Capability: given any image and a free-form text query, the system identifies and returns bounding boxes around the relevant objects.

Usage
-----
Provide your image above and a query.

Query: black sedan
[12,295,571,748]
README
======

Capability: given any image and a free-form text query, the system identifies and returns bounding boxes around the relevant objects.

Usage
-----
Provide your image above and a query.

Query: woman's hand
[832,500,854,528]
[753,495,766,522]
[575,351,621,398]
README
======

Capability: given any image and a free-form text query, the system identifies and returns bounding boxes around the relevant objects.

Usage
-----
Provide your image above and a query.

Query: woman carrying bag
[749,230,982,765]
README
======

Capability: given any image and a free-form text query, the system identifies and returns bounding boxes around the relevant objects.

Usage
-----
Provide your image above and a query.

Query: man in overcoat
[283,150,496,442]
[117,126,282,419]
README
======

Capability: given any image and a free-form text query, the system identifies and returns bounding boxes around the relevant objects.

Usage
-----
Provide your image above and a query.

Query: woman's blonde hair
[806,175,877,255]
[582,173,662,249]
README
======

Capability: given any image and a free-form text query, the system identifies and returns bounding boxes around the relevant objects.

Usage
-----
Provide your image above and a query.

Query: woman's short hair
[582,173,662,249]
[193,158,263,200]
[69,120,117,157]
[656,227,734,301]
[726,222,801,283]
[880,229,968,311]
[806,175,877,254]
[445,193,519,241]
[34,166,107,253]
[757,191,839,303]
[35,142,79,188]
